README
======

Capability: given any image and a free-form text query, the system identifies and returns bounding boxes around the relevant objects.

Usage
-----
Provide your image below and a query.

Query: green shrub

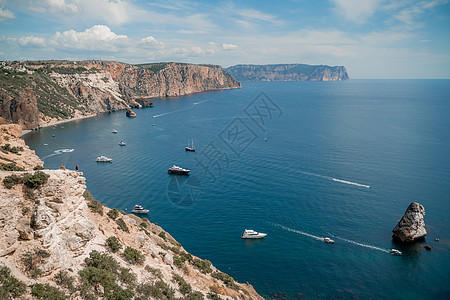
[84,250,119,273]
[22,171,49,189]
[173,274,192,295]
[106,236,122,253]
[211,272,239,290]
[123,247,144,265]
[107,208,119,219]
[192,258,212,274]
[186,291,205,300]
[158,231,166,240]
[3,174,22,189]
[144,266,162,278]
[0,266,27,298]
[22,249,50,278]
[118,267,136,287]
[0,162,25,171]
[33,165,45,170]
[207,291,222,300]
[116,218,129,233]
[31,283,67,300]
[84,190,103,215]
[139,222,147,228]
[173,255,185,268]
[54,270,76,293]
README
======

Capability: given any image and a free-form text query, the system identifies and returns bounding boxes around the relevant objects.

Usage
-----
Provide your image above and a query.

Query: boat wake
[329,235,389,253]
[299,171,370,189]
[193,100,209,105]
[273,223,324,242]
[42,148,74,159]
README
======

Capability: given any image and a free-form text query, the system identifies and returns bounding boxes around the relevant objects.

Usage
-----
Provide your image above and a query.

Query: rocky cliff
[225,64,349,81]
[0,61,241,130]
[0,124,261,299]
[392,202,427,243]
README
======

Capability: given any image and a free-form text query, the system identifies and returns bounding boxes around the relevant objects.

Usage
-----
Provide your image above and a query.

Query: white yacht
[119,141,126,146]
[390,249,402,256]
[131,205,149,214]
[96,155,113,162]
[112,129,118,133]
[323,237,335,244]
[241,229,267,239]
[167,165,190,175]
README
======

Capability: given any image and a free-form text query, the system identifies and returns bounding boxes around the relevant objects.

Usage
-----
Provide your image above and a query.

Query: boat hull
[131,209,149,214]
[241,233,267,239]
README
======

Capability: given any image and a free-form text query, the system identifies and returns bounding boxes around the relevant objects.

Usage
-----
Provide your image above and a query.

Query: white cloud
[393,0,448,25]
[18,36,46,48]
[52,25,128,51]
[222,43,238,50]
[0,7,14,21]
[140,36,164,48]
[331,0,383,24]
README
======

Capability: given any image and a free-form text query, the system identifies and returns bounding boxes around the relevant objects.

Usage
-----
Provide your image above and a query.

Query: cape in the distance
[225,63,349,81]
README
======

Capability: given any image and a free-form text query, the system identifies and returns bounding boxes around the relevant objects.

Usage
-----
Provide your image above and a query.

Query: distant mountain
[225,64,349,81]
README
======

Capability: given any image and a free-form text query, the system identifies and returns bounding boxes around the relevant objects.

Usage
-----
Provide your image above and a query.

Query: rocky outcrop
[0,61,241,129]
[392,202,427,243]
[226,63,349,81]
[0,125,262,299]
[0,87,40,129]
[126,108,136,118]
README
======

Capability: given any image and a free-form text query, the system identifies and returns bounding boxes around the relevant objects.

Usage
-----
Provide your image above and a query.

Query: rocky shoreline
[0,124,262,299]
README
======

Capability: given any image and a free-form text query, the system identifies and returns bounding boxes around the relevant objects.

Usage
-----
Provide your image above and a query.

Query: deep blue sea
[24,80,450,299]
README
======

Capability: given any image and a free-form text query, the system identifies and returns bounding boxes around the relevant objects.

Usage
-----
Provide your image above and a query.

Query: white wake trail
[193,100,209,105]
[274,223,324,241]
[330,235,389,253]
[299,171,370,189]
[42,148,74,159]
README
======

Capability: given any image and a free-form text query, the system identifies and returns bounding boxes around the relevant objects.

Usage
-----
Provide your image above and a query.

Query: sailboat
[185,139,195,152]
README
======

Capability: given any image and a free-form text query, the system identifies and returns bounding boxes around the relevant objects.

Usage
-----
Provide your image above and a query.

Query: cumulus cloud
[18,36,47,48]
[140,36,164,48]
[52,25,128,51]
[222,43,238,50]
[0,7,14,21]
[331,0,382,24]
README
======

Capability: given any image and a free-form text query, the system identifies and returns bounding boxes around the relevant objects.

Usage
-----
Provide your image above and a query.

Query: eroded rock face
[392,202,427,243]
[0,87,40,129]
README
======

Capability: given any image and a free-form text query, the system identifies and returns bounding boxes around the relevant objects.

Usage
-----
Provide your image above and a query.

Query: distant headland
[225,63,349,81]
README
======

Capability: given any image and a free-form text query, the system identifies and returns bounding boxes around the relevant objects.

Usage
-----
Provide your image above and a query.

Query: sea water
[24,80,450,299]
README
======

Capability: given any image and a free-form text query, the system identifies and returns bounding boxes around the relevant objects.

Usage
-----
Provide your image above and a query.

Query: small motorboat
[112,129,118,133]
[167,165,190,175]
[241,229,267,239]
[119,141,126,146]
[323,237,335,244]
[96,155,113,162]
[390,249,402,256]
[131,205,149,214]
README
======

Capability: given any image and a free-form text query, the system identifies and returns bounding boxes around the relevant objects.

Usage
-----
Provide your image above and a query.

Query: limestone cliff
[0,61,241,130]
[226,64,349,81]
[0,125,261,299]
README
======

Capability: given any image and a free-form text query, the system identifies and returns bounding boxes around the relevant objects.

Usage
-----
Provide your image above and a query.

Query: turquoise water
[24,80,450,299]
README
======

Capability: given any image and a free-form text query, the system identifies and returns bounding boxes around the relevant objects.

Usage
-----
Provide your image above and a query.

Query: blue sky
[0,0,449,78]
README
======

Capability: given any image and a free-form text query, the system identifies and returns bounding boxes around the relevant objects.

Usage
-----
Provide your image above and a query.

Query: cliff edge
[0,124,262,299]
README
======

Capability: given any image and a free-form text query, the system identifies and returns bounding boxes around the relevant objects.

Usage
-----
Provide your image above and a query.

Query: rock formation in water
[392,202,427,243]
[0,124,262,299]
[126,109,136,118]
[0,61,241,130]
[225,64,349,81]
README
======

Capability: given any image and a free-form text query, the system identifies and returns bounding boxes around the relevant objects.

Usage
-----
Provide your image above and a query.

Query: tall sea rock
[226,64,349,81]
[392,202,427,243]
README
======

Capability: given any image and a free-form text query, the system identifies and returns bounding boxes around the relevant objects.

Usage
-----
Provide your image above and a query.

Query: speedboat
[167,165,190,175]
[390,249,402,256]
[96,155,112,162]
[131,205,149,214]
[323,237,335,244]
[241,229,267,239]
[112,129,118,133]
[119,141,126,146]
